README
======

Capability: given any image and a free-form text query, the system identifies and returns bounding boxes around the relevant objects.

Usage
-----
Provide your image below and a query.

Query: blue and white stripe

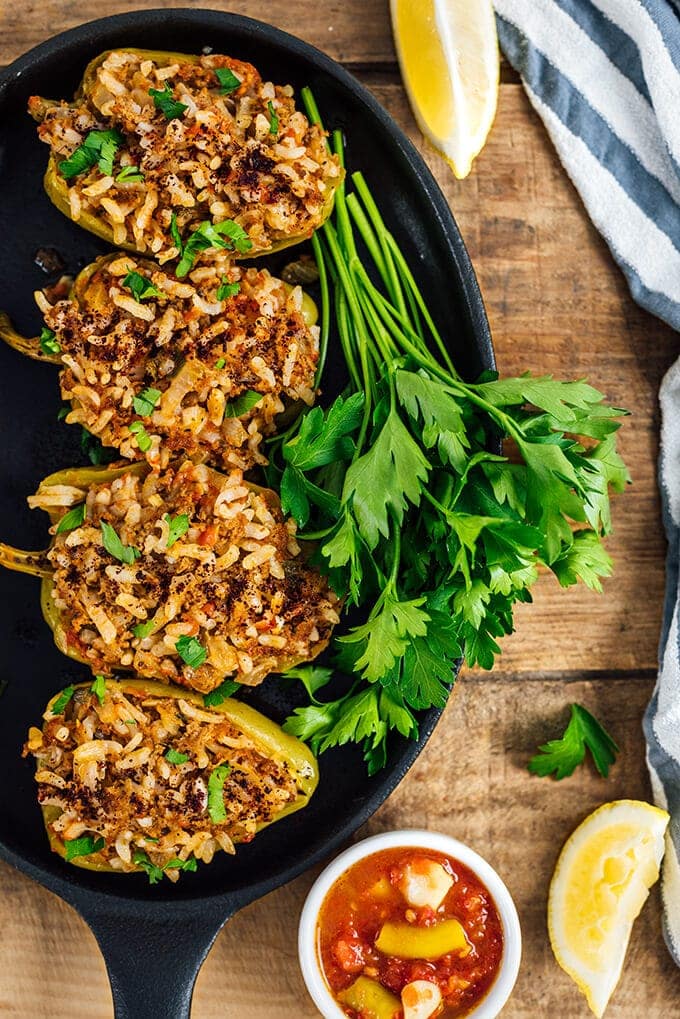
[493,0,680,964]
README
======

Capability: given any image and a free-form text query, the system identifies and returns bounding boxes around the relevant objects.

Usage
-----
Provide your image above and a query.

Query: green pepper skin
[39,677,319,874]
[34,48,338,260]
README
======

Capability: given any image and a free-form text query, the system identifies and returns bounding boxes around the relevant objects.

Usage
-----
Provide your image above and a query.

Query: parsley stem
[311,232,330,386]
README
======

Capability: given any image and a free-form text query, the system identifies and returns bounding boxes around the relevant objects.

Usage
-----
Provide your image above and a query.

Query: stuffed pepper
[24,678,318,880]
[1,460,339,692]
[0,252,319,471]
[28,48,342,262]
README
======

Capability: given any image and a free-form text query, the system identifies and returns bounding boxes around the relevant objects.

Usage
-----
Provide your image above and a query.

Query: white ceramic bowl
[299,829,521,1019]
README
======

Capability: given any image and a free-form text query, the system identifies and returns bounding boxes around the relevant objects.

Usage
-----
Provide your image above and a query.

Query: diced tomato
[198,525,217,546]
[332,936,367,973]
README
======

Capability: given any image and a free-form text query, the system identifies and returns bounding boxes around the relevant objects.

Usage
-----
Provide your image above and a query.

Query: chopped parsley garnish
[133,850,196,883]
[51,685,75,715]
[57,405,69,421]
[123,271,164,302]
[91,674,106,705]
[39,327,60,356]
[203,678,240,707]
[164,513,189,548]
[165,748,189,765]
[174,219,252,277]
[64,834,105,861]
[132,386,161,417]
[55,503,85,534]
[132,620,155,639]
[175,635,207,669]
[170,211,183,251]
[100,521,141,565]
[116,165,144,183]
[149,84,187,120]
[528,704,619,780]
[267,100,279,135]
[217,278,240,301]
[214,357,226,370]
[215,67,241,94]
[224,390,262,418]
[58,129,123,179]
[207,764,230,823]
[165,857,197,873]
[129,420,152,453]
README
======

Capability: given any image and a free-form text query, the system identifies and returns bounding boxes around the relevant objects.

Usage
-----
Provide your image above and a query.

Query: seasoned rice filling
[31,462,339,692]
[37,253,319,471]
[24,682,312,877]
[31,49,342,258]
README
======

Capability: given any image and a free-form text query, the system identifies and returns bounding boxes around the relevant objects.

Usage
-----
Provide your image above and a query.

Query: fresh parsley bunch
[271,92,629,773]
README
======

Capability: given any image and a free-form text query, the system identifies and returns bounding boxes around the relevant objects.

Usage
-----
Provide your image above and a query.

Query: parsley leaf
[203,678,240,706]
[91,674,106,705]
[123,271,164,302]
[175,635,206,669]
[164,513,189,548]
[129,420,152,453]
[207,764,231,823]
[56,503,85,534]
[132,620,155,639]
[100,521,141,565]
[343,407,429,549]
[281,664,334,702]
[64,834,105,861]
[132,850,196,883]
[165,748,189,764]
[132,387,161,417]
[215,67,241,93]
[39,327,61,356]
[267,100,279,134]
[224,390,262,418]
[215,357,226,370]
[59,129,123,179]
[175,219,252,277]
[51,685,75,714]
[284,394,364,472]
[217,278,240,301]
[116,164,144,183]
[338,592,429,683]
[528,704,619,780]
[149,84,187,120]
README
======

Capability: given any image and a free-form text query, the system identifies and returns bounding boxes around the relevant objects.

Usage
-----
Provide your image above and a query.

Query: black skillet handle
[72,895,234,1019]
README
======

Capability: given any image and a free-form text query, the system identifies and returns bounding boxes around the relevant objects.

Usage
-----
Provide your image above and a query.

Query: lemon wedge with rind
[548,800,669,1018]
[390,0,499,179]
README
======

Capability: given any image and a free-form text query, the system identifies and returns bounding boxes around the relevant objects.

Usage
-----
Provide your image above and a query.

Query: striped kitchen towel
[492,0,680,963]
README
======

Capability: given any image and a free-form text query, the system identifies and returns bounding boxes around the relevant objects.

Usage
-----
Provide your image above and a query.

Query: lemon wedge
[548,800,669,1017]
[390,0,499,178]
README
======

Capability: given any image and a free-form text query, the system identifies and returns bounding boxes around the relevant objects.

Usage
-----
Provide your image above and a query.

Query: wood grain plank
[0,0,397,68]
[366,81,677,677]
[2,675,678,1017]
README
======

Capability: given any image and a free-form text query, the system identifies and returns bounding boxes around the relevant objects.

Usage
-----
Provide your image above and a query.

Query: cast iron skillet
[0,10,494,1017]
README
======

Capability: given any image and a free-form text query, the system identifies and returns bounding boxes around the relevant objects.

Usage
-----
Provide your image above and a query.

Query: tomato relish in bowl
[299,831,521,1019]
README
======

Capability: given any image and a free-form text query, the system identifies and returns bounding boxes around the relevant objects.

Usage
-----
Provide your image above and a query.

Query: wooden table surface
[1,3,680,1017]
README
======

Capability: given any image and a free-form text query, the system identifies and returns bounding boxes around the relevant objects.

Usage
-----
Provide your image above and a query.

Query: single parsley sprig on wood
[276,90,629,774]
[528,704,619,779]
